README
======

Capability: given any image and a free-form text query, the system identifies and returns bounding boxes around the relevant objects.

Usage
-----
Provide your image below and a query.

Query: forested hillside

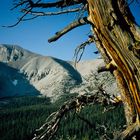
[0,96,125,140]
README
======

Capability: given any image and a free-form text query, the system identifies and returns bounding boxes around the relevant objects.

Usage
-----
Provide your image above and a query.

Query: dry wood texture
[11,0,140,139]
[87,0,140,138]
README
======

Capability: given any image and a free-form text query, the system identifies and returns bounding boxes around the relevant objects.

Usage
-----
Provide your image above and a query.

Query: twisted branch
[3,0,40,27]
[48,17,89,42]
[22,7,83,16]
[27,0,86,8]
[32,85,121,140]
[74,37,93,64]
[2,7,33,27]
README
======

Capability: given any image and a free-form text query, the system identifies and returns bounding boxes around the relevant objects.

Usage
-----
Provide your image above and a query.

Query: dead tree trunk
[87,0,140,138]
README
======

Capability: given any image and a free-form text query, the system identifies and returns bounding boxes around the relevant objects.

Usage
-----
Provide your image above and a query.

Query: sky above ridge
[0,0,140,61]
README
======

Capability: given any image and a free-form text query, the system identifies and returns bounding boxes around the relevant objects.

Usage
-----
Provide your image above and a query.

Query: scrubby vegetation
[0,96,125,140]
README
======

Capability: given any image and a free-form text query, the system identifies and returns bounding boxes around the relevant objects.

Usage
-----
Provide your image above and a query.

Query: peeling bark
[13,0,140,139]
[87,0,140,138]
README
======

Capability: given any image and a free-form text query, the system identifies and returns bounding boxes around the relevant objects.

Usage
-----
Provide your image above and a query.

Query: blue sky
[0,0,140,61]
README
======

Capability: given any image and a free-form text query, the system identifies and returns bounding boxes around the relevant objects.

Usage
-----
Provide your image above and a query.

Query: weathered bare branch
[11,0,29,10]
[22,15,39,21]
[74,37,93,64]
[2,7,33,27]
[98,61,117,74]
[98,66,111,73]
[8,0,140,139]
[32,85,120,140]
[3,0,40,27]
[22,7,83,16]
[32,94,98,140]
[48,17,90,42]
[27,0,86,8]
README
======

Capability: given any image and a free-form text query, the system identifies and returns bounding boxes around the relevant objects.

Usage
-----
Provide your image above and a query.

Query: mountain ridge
[0,44,119,100]
[0,44,82,99]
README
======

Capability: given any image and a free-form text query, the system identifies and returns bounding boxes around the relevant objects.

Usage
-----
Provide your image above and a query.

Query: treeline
[0,95,125,140]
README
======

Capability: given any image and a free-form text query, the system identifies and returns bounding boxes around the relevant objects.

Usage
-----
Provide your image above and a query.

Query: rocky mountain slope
[0,44,119,100]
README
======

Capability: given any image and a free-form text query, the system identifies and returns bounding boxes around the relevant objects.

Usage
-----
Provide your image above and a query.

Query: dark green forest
[0,95,125,140]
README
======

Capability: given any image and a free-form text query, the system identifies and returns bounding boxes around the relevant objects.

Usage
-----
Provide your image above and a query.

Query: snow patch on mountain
[12,80,18,86]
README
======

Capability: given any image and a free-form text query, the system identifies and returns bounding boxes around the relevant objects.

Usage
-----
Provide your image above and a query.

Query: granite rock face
[0,44,119,100]
[0,44,82,99]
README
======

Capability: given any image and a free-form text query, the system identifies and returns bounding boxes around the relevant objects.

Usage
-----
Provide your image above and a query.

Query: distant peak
[0,44,39,64]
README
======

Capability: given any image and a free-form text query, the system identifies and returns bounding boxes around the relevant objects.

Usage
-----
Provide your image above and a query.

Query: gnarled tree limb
[22,7,83,16]
[2,7,33,27]
[32,95,97,140]
[74,37,93,63]
[48,17,90,42]
[32,85,121,140]
[27,0,86,8]
[11,0,29,10]
[3,0,41,27]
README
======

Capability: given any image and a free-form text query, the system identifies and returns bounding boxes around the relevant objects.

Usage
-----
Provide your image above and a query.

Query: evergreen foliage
[0,96,125,140]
